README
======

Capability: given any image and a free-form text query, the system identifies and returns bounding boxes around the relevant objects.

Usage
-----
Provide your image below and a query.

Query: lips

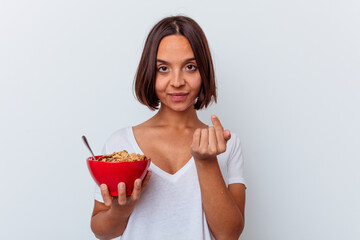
[168,92,188,102]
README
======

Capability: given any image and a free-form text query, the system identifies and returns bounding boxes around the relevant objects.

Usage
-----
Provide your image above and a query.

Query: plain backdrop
[1,0,359,239]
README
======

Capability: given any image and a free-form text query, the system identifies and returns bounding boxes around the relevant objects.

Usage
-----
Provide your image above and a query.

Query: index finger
[211,114,227,148]
[211,115,224,131]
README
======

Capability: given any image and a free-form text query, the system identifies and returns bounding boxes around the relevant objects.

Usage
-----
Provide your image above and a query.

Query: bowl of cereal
[87,150,151,196]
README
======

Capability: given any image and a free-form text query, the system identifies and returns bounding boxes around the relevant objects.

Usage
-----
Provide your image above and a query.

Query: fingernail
[119,183,125,189]
[136,180,141,186]
[211,114,216,118]
[100,184,107,190]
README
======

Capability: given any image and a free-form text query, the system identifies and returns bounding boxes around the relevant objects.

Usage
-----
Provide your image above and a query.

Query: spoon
[82,135,97,161]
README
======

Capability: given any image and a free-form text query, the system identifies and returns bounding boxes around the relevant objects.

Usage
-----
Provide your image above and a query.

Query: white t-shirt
[94,127,246,240]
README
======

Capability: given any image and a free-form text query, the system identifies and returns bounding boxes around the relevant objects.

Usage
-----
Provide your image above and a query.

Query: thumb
[223,129,231,142]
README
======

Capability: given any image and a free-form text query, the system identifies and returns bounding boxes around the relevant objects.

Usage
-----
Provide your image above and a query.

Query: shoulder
[217,131,246,186]
[106,127,131,141]
[103,127,133,154]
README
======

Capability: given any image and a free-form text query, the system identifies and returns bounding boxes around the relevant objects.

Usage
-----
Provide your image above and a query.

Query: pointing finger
[212,115,226,149]
[211,115,224,131]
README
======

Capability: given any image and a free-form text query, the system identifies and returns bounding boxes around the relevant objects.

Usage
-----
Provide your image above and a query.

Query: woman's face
[155,35,202,112]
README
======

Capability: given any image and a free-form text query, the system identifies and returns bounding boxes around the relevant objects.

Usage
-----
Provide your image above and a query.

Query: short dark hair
[134,16,217,110]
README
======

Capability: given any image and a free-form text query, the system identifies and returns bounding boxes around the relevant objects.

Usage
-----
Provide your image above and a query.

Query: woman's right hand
[100,171,152,216]
[91,171,152,239]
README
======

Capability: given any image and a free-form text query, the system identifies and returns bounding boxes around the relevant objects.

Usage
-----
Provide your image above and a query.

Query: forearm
[91,208,130,240]
[195,158,244,240]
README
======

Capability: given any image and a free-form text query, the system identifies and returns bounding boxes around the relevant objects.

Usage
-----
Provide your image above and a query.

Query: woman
[90,16,246,240]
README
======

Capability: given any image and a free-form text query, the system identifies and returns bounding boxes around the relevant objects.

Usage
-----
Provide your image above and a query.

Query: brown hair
[134,16,217,110]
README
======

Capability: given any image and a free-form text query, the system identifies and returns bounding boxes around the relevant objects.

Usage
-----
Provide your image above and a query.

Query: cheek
[192,75,202,93]
[155,76,167,95]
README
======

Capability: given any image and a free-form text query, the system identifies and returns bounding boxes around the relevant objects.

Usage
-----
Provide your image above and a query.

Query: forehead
[157,35,195,61]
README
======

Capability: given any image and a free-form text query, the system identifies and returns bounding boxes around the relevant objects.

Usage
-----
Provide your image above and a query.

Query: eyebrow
[156,57,196,64]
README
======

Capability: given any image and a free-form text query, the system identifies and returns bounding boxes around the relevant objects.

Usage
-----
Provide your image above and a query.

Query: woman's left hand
[190,115,231,161]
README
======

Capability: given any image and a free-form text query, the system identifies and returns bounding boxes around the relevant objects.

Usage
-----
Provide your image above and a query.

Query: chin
[162,102,195,112]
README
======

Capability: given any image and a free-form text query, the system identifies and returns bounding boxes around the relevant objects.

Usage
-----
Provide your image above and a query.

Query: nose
[170,70,185,87]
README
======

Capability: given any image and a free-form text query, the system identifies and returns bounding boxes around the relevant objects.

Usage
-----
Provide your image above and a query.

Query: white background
[1,0,359,239]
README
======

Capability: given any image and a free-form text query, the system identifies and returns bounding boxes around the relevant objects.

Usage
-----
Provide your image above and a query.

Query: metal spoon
[82,135,97,161]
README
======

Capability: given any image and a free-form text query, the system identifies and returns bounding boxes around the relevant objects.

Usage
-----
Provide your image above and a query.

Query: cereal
[97,150,147,162]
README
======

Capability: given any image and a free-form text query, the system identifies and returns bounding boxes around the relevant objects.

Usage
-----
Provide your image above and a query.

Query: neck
[152,104,202,129]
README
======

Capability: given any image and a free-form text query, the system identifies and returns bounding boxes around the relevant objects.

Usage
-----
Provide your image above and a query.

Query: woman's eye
[186,64,197,71]
[158,66,168,72]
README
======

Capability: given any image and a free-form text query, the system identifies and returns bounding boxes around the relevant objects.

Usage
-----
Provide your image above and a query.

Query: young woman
[90,16,246,240]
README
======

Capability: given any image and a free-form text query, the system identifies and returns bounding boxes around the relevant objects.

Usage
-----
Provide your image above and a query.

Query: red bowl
[87,155,151,196]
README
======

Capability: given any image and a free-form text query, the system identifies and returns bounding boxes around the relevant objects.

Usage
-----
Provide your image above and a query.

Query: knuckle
[215,125,223,131]
[191,145,198,152]
[100,185,108,194]
[104,199,112,207]
[118,198,126,206]
[200,148,207,155]
[135,179,142,189]
[118,182,126,191]
[219,145,226,153]
[134,187,141,195]
[100,191,107,198]
[131,194,140,202]
[209,147,217,155]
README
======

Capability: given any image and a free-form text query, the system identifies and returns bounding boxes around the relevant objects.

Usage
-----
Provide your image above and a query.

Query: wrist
[108,205,132,221]
[194,156,218,166]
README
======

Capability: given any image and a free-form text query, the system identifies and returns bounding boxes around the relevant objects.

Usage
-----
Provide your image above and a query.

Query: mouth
[168,92,188,102]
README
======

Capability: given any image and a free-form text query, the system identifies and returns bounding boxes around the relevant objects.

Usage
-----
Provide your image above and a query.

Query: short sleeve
[94,184,104,203]
[227,134,247,187]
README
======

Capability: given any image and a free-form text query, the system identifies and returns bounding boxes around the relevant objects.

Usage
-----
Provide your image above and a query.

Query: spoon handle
[82,135,97,161]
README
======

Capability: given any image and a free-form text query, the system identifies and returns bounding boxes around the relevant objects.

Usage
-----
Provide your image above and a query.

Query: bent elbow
[219,218,245,240]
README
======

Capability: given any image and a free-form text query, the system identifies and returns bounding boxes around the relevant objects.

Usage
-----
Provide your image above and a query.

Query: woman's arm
[91,199,131,240]
[90,172,152,240]
[194,160,245,239]
[191,115,245,240]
